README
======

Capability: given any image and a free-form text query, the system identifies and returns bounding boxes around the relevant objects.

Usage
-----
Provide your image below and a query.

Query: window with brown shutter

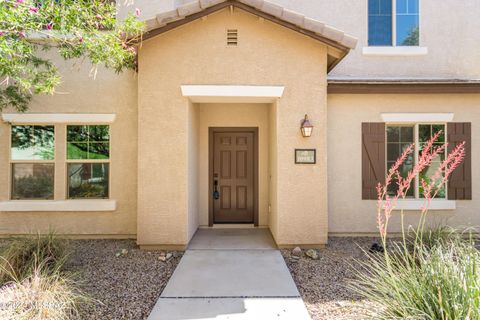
[447,123,472,200]
[362,123,386,199]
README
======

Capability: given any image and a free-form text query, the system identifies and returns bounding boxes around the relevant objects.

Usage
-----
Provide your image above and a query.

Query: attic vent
[227,29,238,46]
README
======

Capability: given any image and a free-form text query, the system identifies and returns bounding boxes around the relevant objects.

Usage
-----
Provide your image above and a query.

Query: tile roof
[143,0,357,50]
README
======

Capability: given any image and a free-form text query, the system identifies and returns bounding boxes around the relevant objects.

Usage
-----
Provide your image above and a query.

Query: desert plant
[349,130,480,319]
[0,258,85,320]
[353,237,480,320]
[406,225,464,251]
[0,232,69,284]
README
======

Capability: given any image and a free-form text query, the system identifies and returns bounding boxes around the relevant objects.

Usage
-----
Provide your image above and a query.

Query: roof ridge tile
[144,0,358,50]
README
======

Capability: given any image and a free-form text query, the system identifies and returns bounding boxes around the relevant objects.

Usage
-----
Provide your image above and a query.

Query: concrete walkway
[148,228,311,320]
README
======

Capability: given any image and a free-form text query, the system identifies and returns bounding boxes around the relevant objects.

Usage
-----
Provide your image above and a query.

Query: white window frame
[65,124,111,200]
[366,0,423,51]
[0,115,116,212]
[385,122,447,200]
[9,124,56,200]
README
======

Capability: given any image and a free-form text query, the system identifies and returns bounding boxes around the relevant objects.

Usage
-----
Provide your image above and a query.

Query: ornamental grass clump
[353,233,480,320]
[0,258,85,320]
[0,232,69,284]
[350,131,480,319]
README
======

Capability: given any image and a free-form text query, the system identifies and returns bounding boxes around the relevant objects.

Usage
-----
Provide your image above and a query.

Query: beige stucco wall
[0,57,138,237]
[137,7,329,247]
[187,101,200,242]
[328,93,480,235]
[172,0,480,79]
[197,103,270,227]
[268,102,279,240]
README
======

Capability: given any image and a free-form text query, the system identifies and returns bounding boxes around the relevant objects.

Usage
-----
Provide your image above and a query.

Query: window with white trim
[386,123,446,199]
[10,125,55,200]
[66,125,110,199]
[368,0,419,46]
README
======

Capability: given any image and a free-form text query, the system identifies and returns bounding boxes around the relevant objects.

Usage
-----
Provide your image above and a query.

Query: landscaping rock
[305,249,319,260]
[291,255,300,262]
[281,237,379,320]
[292,246,302,257]
[115,248,129,257]
[166,253,173,260]
[64,239,182,320]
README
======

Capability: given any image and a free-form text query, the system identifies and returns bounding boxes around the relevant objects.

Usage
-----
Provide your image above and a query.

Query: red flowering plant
[351,133,477,320]
[376,129,466,254]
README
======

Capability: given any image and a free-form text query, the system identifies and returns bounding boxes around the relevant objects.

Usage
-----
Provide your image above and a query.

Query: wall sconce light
[300,114,313,137]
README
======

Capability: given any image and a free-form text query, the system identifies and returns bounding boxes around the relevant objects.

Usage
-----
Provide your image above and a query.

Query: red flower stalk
[376,130,465,242]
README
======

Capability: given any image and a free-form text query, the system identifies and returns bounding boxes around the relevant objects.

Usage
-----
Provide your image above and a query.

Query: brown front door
[210,128,257,224]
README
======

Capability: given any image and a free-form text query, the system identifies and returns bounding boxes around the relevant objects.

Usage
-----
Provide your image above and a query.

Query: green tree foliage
[0,0,144,111]
[401,26,419,46]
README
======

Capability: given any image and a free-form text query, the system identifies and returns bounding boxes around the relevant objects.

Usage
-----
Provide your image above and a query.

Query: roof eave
[140,0,355,73]
[328,80,480,94]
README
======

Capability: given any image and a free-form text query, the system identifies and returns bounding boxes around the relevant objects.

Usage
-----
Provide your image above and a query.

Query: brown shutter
[362,123,386,199]
[447,122,472,200]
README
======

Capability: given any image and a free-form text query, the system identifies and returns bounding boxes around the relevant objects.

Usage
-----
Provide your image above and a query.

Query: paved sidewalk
[148,229,310,320]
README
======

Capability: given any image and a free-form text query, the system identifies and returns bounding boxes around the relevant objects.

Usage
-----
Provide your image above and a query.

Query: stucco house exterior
[0,0,479,249]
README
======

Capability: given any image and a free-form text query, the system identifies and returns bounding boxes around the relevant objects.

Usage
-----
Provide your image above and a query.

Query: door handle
[213,179,220,200]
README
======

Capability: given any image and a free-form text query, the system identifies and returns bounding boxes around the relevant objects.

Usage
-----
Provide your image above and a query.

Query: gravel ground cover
[282,237,380,320]
[65,240,182,320]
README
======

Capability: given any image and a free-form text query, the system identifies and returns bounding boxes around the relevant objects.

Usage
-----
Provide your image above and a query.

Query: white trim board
[362,46,428,56]
[2,113,116,124]
[381,113,454,123]
[0,200,116,212]
[181,85,285,103]
[393,200,456,211]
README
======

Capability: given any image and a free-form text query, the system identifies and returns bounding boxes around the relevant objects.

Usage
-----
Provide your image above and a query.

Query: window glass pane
[67,125,110,160]
[387,156,414,197]
[387,144,400,161]
[432,124,445,142]
[418,124,431,143]
[11,125,55,160]
[88,125,109,142]
[11,164,54,200]
[68,163,109,199]
[419,124,445,144]
[420,163,446,199]
[418,124,446,198]
[67,143,89,160]
[67,125,88,142]
[88,142,109,159]
[386,126,399,141]
[396,0,419,46]
[408,0,419,14]
[386,125,414,197]
[396,0,407,13]
[400,126,414,142]
[368,0,392,46]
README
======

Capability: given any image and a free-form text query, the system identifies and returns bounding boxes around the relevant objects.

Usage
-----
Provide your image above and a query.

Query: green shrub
[0,232,69,284]
[0,258,85,320]
[407,225,463,251]
[351,235,480,320]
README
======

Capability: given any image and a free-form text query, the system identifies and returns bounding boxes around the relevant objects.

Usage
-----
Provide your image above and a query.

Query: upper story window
[368,0,419,46]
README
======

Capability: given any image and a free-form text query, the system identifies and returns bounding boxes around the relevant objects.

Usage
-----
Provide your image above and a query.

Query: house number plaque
[295,149,316,164]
